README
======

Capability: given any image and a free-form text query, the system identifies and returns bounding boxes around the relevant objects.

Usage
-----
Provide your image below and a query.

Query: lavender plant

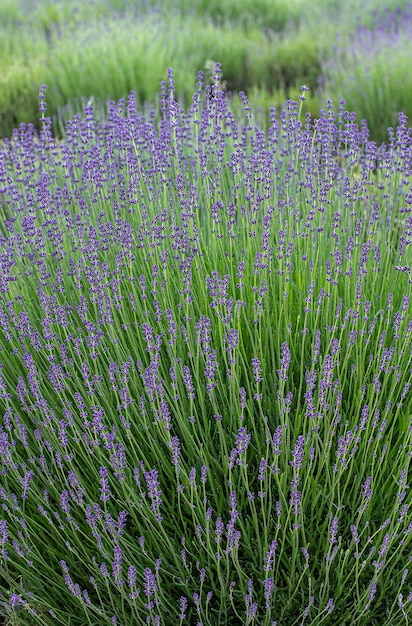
[320,4,412,146]
[0,67,411,625]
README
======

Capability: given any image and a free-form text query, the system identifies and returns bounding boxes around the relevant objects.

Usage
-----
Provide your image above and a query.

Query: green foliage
[320,20,412,145]
[0,0,24,24]
[0,0,411,146]
[0,58,46,137]
[0,10,325,139]
[1,10,329,140]
[175,0,302,32]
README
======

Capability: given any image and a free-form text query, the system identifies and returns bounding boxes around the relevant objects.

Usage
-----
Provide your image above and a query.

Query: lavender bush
[0,67,411,625]
[320,4,412,146]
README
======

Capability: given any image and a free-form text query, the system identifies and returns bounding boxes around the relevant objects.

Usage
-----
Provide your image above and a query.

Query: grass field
[1,0,412,144]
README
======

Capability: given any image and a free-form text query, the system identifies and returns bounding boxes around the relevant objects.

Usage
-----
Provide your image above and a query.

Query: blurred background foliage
[1,0,412,144]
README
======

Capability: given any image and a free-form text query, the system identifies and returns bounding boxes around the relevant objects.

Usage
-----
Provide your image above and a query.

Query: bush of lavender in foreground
[0,67,411,625]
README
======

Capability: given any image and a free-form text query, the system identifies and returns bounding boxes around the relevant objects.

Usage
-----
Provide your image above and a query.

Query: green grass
[1,0,412,143]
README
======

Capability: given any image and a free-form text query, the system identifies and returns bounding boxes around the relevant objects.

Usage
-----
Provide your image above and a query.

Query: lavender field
[0,67,411,625]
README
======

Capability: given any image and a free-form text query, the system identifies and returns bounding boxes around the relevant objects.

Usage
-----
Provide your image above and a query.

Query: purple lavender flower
[179,596,188,620]
[128,565,137,588]
[183,365,196,400]
[264,540,278,572]
[301,596,315,620]
[228,426,251,468]
[239,387,247,410]
[9,594,25,609]
[143,567,158,608]
[357,476,373,514]
[258,459,267,481]
[226,493,241,555]
[200,465,207,484]
[328,516,339,544]
[180,548,187,569]
[99,467,111,502]
[245,578,253,607]
[115,510,128,537]
[289,476,302,519]
[277,342,291,381]
[378,533,391,559]
[109,443,127,481]
[251,357,263,383]
[225,328,239,353]
[247,602,258,620]
[59,490,70,516]
[350,524,360,549]
[290,435,305,470]
[215,517,224,544]
[0,520,8,553]
[144,468,163,523]
[112,545,124,586]
[366,582,377,610]
[195,315,211,353]
[189,467,196,488]
[396,468,409,510]
[157,399,171,431]
[167,436,181,474]
[204,349,217,380]
[263,577,274,609]
[275,501,282,529]
[63,571,81,598]
[21,470,34,500]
